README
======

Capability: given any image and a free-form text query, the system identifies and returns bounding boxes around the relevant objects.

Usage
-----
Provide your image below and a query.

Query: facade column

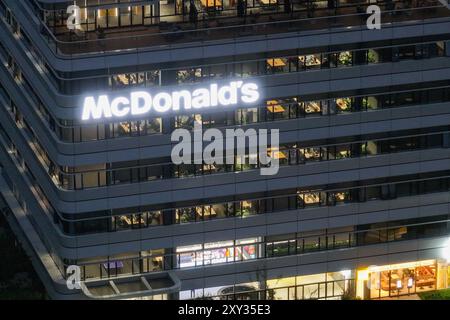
[161,69,177,134]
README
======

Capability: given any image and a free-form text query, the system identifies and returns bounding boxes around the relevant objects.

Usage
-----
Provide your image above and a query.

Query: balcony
[21,1,450,56]
[80,271,181,300]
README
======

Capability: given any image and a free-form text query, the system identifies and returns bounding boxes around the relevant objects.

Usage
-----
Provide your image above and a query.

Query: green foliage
[0,289,47,300]
[419,288,450,300]
[340,282,357,300]
[0,215,47,300]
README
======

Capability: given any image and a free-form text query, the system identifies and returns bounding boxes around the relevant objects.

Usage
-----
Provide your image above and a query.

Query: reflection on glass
[298,191,321,206]
[367,49,379,64]
[338,51,352,66]
[304,101,321,114]
[336,97,351,112]
[299,54,322,69]
[300,147,322,161]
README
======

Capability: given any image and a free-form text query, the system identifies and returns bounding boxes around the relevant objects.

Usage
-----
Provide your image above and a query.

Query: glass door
[97,9,107,29]
[119,7,131,26]
[131,6,143,25]
[389,269,411,297]
[108,8,119,27]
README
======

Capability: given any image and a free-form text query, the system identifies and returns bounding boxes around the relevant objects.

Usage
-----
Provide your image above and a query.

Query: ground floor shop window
[179,271,355,300]
[361,260,440,299]
[266,271,354,300]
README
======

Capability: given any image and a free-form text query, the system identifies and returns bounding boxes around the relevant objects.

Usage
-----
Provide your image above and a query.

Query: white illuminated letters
[110,96,130,117]
[241,82,259,103]
[192,88,211,109]
[172,90,192,111]
[218,81,238,106]
[82,95,112,120]
[131,91,152,115]
[81,81,260,121]
[153,92,173,113]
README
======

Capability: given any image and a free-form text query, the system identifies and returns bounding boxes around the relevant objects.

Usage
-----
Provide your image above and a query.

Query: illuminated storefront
[357,259,450,299]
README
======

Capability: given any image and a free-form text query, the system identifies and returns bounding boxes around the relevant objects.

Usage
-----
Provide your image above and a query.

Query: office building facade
[1,0,450,299]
